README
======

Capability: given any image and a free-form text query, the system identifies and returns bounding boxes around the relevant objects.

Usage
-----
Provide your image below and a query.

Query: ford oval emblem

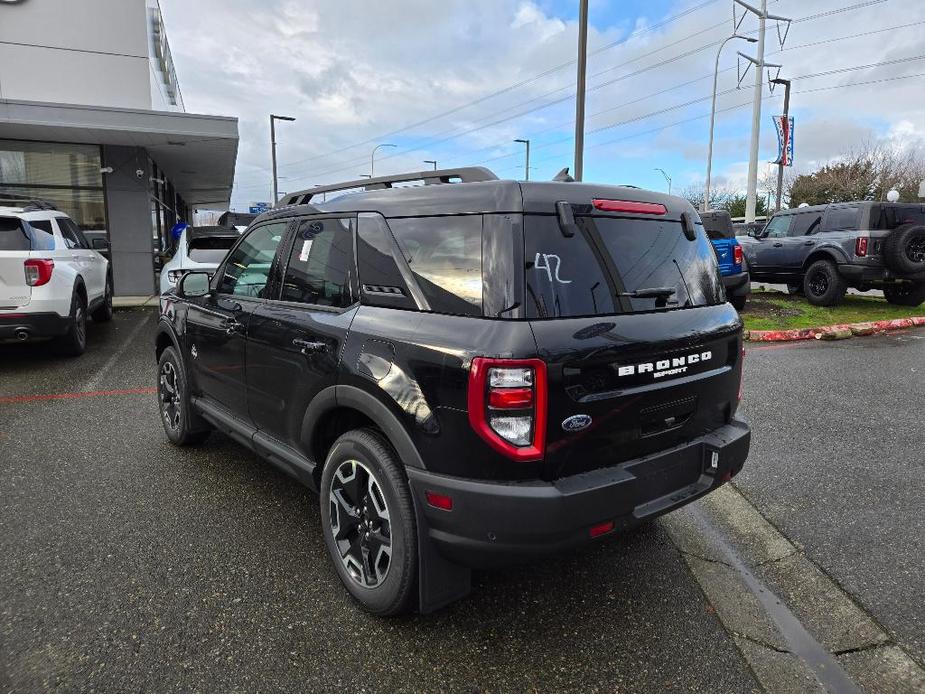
[562,414,592,432]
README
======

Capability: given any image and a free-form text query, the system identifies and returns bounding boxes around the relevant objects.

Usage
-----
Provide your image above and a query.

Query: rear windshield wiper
[617,287,676,299]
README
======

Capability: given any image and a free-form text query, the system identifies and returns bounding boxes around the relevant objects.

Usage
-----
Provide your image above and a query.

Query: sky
[159,0,925,211]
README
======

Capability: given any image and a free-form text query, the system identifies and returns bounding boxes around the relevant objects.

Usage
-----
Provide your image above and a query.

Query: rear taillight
[733,244,743,265]
[24,259,54,287]
[468,358,547,462]
[855,236,869,257]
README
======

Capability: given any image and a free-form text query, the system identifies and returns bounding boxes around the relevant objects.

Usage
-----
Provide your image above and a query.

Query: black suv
[740,202,925,306]
[155,167,750,615]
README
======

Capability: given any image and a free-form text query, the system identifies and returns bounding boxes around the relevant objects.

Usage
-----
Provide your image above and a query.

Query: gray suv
[740,202,925,306]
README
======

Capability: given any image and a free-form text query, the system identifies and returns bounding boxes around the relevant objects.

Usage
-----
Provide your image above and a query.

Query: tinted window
[524,215,722,318]
[0,217,30,251]
[280,217,355,308]
[389,215,482,316]
[28,220,56,250]
[869,205,925,230]
[764,215,791,238]
[357,214,416,310]
[188,235,237,263]
[217,222,287,298]
[825,207,859,231]
[58,217,84,249]
[790,213,822,236]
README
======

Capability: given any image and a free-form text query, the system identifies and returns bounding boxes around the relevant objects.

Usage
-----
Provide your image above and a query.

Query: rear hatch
[0,216,34,309]
[524,206,742,481]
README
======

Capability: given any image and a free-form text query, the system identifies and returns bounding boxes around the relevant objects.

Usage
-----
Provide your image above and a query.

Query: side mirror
[91,238,110,251]
[178,271,211,298]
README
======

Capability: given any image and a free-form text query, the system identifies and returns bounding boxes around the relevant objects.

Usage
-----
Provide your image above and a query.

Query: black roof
[257,167,695,224]
[774,201,925,216]
[188,225,240,240]
[217,211,257,227]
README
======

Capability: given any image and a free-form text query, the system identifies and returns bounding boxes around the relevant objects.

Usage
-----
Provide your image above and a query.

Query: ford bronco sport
[155,167,750,615]
[740,202,925,306]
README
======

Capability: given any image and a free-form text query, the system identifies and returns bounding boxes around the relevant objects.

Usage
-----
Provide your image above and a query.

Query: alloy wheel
[159,360,182,433]
[328,459,392,588]
[906,237,925,264]
[75,305,86,347]
[808,270,828,297]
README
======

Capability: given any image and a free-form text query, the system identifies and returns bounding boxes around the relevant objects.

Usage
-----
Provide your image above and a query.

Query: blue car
[701,210,750,310]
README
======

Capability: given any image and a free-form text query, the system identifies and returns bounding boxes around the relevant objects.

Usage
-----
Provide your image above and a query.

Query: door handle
[773,242,783,247]
[293,338,327,355]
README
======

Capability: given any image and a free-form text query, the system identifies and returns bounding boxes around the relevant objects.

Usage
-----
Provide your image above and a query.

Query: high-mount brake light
[733,245,744,265]
[468,358,547,462]
[855,236,869,257]
[592,199,667,215]
[24,259,54,287]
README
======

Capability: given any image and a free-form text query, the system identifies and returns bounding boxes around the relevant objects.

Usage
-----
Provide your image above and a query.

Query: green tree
[722,194,767,218]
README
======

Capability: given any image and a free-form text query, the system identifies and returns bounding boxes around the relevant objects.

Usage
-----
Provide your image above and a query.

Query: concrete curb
[746,317,925,342]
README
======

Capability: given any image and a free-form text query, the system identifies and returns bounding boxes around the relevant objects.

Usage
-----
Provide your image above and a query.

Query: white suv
[0,200,112,356]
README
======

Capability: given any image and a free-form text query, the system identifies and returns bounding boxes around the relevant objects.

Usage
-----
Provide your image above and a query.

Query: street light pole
[424,160,438,171]
[655,168,672,195]
[371,144,396,178]
[772,77,791,212]
[270,114,296,203]
[574,0,589,181]
[705,34,757,212]
[514,139,531,181]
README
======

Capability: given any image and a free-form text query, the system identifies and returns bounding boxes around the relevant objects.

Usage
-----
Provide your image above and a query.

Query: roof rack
[279,167,499,207]
[0,193,58,212]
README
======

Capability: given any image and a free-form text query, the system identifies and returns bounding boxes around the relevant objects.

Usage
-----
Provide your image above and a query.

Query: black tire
[157,346,210,446]
[883,282,925,307]
[786,283,803,296]
[53,290,87,356]
[803,260,848,306]
[730,294,747,311]
[320,428,417,616]
[883,224,925,275]
[91,274,114,323]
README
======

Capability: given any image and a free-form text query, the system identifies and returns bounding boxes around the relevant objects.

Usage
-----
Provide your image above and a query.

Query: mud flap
[412,493,471,613]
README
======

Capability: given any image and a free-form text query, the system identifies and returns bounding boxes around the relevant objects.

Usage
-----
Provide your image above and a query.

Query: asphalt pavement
[0,310,758,693]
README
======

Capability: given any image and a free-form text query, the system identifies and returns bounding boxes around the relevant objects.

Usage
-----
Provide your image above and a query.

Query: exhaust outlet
[15,329,29,341]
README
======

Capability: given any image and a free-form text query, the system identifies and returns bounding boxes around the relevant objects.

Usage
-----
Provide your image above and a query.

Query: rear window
[525,215,723,318]
[188,235,237,263]
[0,217,31,251]
[869,205,925,230]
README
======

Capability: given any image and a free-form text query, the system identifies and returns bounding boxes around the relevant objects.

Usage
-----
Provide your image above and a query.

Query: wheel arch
[802,247,849,273]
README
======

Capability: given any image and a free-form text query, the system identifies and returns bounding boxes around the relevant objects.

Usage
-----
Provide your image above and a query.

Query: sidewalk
[113,295,158,308]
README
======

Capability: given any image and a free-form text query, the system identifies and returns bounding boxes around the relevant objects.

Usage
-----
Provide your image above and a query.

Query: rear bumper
[0,312,71,341]
[408,417,750,568]
[722,271,750,296]
[838,264,925,283]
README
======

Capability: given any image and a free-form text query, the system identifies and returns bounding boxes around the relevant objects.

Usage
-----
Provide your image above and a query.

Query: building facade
[0,0,239,296]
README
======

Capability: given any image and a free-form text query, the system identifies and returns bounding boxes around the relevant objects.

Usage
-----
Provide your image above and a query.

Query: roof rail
[0,193,59,212]
[278,166,499,207]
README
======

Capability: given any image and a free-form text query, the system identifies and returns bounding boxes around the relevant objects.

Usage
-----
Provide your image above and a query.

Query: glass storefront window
[0,140,106,233]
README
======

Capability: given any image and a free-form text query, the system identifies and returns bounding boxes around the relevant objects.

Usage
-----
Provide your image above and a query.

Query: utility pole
[424,160,438,171]
[654,168,672,195]
[771,77,791,212]
[705,34,757,212]
[371,143,396,178]
[514,139,531,180]
[574,0,589,181]
[736,0,790,223]
[270,114,295,203]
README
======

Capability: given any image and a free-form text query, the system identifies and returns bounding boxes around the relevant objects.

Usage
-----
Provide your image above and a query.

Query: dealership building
[0,0,239,296]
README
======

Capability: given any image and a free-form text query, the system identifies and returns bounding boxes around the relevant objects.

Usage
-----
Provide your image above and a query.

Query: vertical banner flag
[773,116,795,166]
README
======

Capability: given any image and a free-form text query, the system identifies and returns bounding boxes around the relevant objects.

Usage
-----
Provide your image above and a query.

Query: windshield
[524,215,723,318]
[187,236,237,264]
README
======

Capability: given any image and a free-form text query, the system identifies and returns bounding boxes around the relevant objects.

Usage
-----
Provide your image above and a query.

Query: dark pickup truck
[739,202,925,306]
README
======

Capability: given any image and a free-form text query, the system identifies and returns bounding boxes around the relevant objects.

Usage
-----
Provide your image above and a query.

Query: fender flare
[802,246,850,271]
[301,384,426,471]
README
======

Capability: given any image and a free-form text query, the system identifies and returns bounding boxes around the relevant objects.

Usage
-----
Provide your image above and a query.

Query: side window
[789,213,822,236]
[28,220,56,251]
[388,215,483,316]
[280,217,355,308]
[57,218,84,249]
[356,214,416,310]
[217,221,287,298]
[764,215,791,238]
[825,207,860,231]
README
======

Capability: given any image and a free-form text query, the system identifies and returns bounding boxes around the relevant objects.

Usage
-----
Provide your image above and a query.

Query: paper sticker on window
[299,239,313,262]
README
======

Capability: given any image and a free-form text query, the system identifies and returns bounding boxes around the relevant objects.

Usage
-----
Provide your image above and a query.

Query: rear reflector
[425,491,453,511]
[489,387,533,409]
[590,520,615,538]
[592,199,667,215]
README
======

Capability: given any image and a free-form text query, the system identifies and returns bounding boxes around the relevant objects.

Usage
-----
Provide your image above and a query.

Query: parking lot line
[0,387,156,405]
